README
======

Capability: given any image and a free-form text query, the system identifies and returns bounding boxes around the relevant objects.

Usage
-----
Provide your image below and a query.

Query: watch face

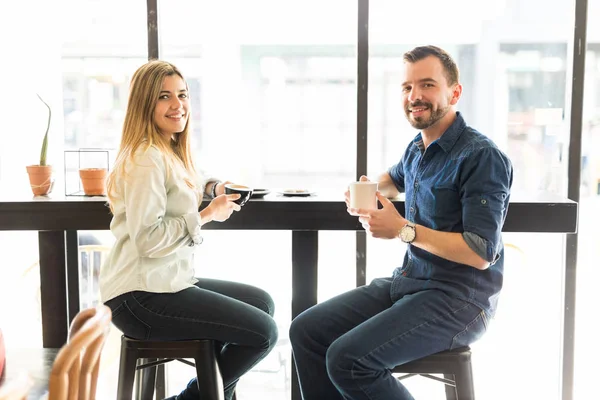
[401,225,415,242]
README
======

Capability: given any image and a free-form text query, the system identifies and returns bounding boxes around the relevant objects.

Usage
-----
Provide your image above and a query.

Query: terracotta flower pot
[79,168,107,196]
[26,165,53,196]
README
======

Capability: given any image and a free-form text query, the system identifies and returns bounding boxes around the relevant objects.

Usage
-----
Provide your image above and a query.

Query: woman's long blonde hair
[106,60,196,210]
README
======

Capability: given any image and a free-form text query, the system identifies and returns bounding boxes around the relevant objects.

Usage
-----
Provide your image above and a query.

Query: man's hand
[349,192,406,239]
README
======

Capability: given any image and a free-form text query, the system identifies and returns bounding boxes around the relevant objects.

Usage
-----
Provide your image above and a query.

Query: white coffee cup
[349,181,378,210]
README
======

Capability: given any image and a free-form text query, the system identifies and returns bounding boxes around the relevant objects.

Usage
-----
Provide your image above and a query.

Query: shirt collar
[411,111,467,153]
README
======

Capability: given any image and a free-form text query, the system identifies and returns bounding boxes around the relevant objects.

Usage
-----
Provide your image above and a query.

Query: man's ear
[450,83,463,105]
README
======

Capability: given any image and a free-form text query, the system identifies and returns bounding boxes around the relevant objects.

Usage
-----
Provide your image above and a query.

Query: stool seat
[117,335,224,400]
[392,346,474,400]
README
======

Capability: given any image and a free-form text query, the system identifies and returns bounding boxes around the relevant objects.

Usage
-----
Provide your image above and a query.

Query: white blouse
[99,146,211,302]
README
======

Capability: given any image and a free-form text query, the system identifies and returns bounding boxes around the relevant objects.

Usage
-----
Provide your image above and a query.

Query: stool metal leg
[134,359,142,400]
[454,362,475,400]
[444,374,458,400]
[117,345,138,400]
[194,341,224,400]
[155,362,166,399]
[139,358,158,400]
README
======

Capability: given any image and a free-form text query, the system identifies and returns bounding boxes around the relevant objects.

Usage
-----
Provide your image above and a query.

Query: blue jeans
[105,278,279,400]
[289,277,488,400]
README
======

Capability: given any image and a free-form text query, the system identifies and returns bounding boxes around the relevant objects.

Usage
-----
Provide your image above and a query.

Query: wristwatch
[209,180,222,198]
[399,221,416,243]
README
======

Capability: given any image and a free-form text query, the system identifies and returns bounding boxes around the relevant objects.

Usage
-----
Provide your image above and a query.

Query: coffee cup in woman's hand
[224,184,253,206]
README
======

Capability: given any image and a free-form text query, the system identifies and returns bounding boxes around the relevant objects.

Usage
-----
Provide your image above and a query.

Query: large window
[366,1,577,399]
[574,2,600,396]
[1,0,596,399]
[160,1,357,191]
[160,1,359,398]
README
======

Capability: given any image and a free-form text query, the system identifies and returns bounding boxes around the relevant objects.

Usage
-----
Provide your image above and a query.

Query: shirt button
[410,207,415,213]
[414,182,419,188]
[481,199,487,205]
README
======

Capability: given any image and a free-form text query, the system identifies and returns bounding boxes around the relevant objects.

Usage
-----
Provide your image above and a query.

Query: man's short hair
[403,45,459,86]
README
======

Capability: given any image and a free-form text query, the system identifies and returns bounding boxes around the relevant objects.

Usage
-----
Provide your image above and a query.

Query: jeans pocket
[109,300,151,340]
[450,309,488,349]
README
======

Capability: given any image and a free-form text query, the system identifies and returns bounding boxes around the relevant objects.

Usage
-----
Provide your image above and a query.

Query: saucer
[251,189,271,199]
[278,189,315,197]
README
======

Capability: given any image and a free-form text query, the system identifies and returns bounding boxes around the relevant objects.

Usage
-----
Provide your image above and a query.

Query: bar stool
[392,346,475,400]
[117,335,224,400]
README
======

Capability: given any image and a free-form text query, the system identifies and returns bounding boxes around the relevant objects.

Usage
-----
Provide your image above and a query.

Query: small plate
[251,189,271,199]
[278,189,315,197]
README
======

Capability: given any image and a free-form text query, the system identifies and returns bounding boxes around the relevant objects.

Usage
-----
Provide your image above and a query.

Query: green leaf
[36,94,51,166]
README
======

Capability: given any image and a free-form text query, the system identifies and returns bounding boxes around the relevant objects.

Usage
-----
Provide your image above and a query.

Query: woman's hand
[200,193,241,224]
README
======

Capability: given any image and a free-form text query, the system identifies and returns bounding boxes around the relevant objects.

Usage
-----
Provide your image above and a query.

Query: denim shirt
[388,112,513,317]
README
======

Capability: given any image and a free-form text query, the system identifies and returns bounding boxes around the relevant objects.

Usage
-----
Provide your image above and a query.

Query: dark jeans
[289,277,488,400]
[105,278,279,400]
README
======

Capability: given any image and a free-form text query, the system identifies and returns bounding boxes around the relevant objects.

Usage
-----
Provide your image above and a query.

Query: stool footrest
[420,373,457,386]
[136,358,175,370]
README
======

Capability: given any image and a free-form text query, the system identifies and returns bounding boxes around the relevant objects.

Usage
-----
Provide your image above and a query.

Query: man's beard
[405,100,451,130]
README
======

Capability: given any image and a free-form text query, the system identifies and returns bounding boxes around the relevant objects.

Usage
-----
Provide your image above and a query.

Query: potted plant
[79,167,107,196]
[26,94,53,196]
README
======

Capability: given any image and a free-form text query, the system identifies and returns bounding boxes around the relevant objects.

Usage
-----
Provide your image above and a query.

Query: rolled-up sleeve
[461,147,513,263]
[124,149,202,258]
[195,167,220,198]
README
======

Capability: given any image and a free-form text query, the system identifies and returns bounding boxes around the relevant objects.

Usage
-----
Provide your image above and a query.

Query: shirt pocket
[430,184,461,227]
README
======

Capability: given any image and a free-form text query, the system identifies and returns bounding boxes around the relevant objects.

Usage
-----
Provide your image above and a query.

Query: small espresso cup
[224,184,254,206]
[349,181,378,210]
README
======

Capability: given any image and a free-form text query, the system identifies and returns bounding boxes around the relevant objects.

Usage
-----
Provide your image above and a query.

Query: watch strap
[209,180,222,198]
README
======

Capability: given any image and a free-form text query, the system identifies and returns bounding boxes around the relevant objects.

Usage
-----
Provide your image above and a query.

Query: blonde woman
[100,60,278,400]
